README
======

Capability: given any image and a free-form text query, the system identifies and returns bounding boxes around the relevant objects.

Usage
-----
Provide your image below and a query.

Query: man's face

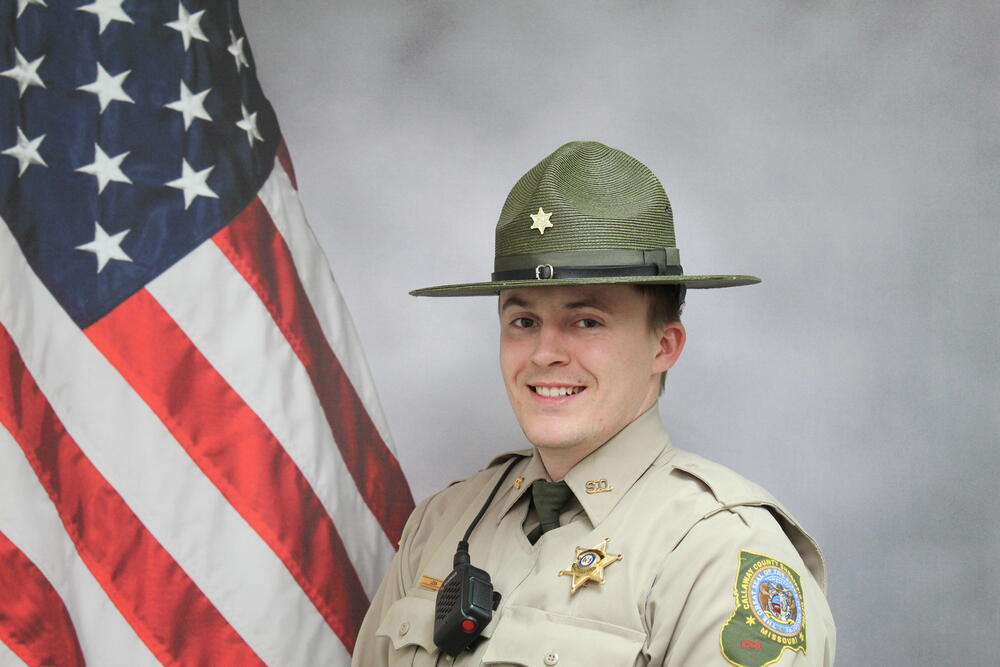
[498,284,683,462]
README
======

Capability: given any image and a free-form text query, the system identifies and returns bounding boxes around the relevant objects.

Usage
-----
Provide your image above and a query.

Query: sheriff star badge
[558,538,622,594]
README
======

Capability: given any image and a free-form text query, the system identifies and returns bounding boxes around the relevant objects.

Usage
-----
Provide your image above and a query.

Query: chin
[519,420,592,451]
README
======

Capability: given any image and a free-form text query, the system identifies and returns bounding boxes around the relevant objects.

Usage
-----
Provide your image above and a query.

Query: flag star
[77,0,133,34]
[165,2,209,52]
[75,221,132,273]
[16,0,47,18]
[76,144,132,193]
[166,159,218,209]
[1,48,46,97]
[2,128,47,176]
[236,104,263,146]
[77,63,134,113]
[165,81,211,129]
[228,30,249,72]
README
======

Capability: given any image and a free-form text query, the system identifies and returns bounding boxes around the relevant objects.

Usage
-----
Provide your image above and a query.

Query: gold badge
[513,476,524,490]
[558,538,622,594]
[529,207,553,235]
[585,478,613,494]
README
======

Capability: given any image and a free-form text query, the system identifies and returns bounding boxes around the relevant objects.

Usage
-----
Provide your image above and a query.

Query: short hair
[634,284,685,393]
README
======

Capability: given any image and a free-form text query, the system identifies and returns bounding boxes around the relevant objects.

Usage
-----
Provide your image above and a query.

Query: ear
[652,320,685,374]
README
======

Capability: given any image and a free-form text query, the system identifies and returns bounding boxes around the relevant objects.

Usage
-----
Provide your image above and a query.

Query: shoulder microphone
[433,457,521,657]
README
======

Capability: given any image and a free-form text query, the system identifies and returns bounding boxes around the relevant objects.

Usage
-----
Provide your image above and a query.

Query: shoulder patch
[720,550,807,667]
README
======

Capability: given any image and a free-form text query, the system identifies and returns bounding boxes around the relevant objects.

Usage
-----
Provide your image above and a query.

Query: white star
[529,207,554,235]
[76,144,131,193]
[236,104,263,146]
[77,63,134,113]
[164,81,211,129]
[2,128,47,176]
[75,221,132,273]
[165,2,209,52]
[227,30,249,72]
[1,48,45,97]
[77,0,133,34]
[166,159,218,209]
[16,0,47,18]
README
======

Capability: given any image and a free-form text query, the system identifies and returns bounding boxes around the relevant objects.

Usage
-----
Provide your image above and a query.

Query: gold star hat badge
[529,207,553,234]
[558,538,622,594]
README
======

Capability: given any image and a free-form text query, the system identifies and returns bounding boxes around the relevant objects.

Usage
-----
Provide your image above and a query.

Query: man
[353,141,835,666]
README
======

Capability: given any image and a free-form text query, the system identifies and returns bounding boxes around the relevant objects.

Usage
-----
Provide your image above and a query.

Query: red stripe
[0,530,85,667]
[276,140,297,189]
[214,195,415,545]
[85,289,369,652]
[0,325,263,666]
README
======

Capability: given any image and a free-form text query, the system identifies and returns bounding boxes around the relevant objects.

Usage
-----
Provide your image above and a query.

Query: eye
[575,318,601,329]
[511,317,536,328]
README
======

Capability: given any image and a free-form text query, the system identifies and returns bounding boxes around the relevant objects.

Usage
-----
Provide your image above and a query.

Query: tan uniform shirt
[353,409,836,666]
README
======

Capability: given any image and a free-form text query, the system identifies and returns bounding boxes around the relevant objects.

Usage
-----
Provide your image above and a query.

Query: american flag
[0,1,413,664]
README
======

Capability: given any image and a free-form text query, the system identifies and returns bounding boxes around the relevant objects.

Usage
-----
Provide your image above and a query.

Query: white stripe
[0,424,159,667]
[0,636,28,667]
[259,163,399,454]
[0,220,350,665]
[147,236,393,595]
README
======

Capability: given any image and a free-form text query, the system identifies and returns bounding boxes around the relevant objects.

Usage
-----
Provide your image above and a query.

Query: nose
[529,323,570,367]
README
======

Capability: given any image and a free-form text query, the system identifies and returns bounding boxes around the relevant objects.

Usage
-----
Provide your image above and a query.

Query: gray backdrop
[242,2,999,665]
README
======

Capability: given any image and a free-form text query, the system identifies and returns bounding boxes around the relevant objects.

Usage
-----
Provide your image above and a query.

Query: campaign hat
[410,141,759,296]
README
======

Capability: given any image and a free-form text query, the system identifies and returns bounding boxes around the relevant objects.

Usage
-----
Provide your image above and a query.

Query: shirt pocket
[374,595,440,665]
[482,604,646,666]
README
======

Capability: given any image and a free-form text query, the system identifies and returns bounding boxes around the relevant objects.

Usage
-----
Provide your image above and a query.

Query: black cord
[455,456,522,563]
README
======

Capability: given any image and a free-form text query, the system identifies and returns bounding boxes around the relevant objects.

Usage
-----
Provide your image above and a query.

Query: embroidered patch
[720,550,807,667]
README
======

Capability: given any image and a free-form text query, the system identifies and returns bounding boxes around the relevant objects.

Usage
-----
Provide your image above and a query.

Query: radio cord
[454,456,523,566]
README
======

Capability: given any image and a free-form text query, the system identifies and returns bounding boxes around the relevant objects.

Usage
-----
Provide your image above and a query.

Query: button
[398,621,410,636]
[544,651,559,665]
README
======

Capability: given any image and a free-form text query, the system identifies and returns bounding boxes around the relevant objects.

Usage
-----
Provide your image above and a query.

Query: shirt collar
[496,406,672,526]
[495,449,549,521]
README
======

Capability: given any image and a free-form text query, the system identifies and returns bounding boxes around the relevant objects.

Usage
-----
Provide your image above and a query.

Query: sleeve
[642,505,836,667]
[350,497,431,667]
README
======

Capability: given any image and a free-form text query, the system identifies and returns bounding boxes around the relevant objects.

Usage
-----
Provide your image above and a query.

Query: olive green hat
[410,141,759,296]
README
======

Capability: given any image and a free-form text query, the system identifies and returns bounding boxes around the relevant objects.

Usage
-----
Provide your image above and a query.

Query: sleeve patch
[720,550,807,667]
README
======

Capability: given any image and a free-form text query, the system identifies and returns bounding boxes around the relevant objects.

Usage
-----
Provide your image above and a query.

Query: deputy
[353,141,835,666]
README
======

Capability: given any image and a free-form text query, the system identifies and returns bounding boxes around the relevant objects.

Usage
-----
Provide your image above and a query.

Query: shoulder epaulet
[670,449,828,591]
[485,448,532,469]
[444,449,531,488]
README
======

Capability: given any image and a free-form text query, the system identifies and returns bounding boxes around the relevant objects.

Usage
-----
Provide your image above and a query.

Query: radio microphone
[432,457,521,657]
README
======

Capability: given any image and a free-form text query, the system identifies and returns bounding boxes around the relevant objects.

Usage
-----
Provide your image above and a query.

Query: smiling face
[499,284,685,477]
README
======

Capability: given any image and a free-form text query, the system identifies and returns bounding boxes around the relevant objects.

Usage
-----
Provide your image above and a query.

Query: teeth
[534,386,583,397]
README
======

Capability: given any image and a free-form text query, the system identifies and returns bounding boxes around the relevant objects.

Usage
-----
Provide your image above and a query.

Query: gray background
[242,2,999,665]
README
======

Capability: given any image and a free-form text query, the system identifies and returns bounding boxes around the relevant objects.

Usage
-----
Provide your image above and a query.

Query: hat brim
[410,274,760,297]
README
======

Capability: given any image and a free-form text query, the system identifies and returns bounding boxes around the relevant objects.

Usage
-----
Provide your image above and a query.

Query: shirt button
[398,621,410,636]
[544,652,559,665]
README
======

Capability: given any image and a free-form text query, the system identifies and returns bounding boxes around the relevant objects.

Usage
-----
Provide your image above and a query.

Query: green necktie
[527,480,572,545]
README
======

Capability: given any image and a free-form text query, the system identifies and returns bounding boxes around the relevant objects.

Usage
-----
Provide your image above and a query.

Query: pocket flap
[375,595,438,653]
[482,605,645,665]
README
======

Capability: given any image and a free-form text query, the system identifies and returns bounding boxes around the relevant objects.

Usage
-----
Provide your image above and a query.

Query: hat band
[491,247,682,281]
[491,263,682,281]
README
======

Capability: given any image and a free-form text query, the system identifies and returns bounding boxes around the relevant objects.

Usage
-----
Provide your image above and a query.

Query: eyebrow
[499,294,614,313]
[499,295,529,312]
[564,298,612,311]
